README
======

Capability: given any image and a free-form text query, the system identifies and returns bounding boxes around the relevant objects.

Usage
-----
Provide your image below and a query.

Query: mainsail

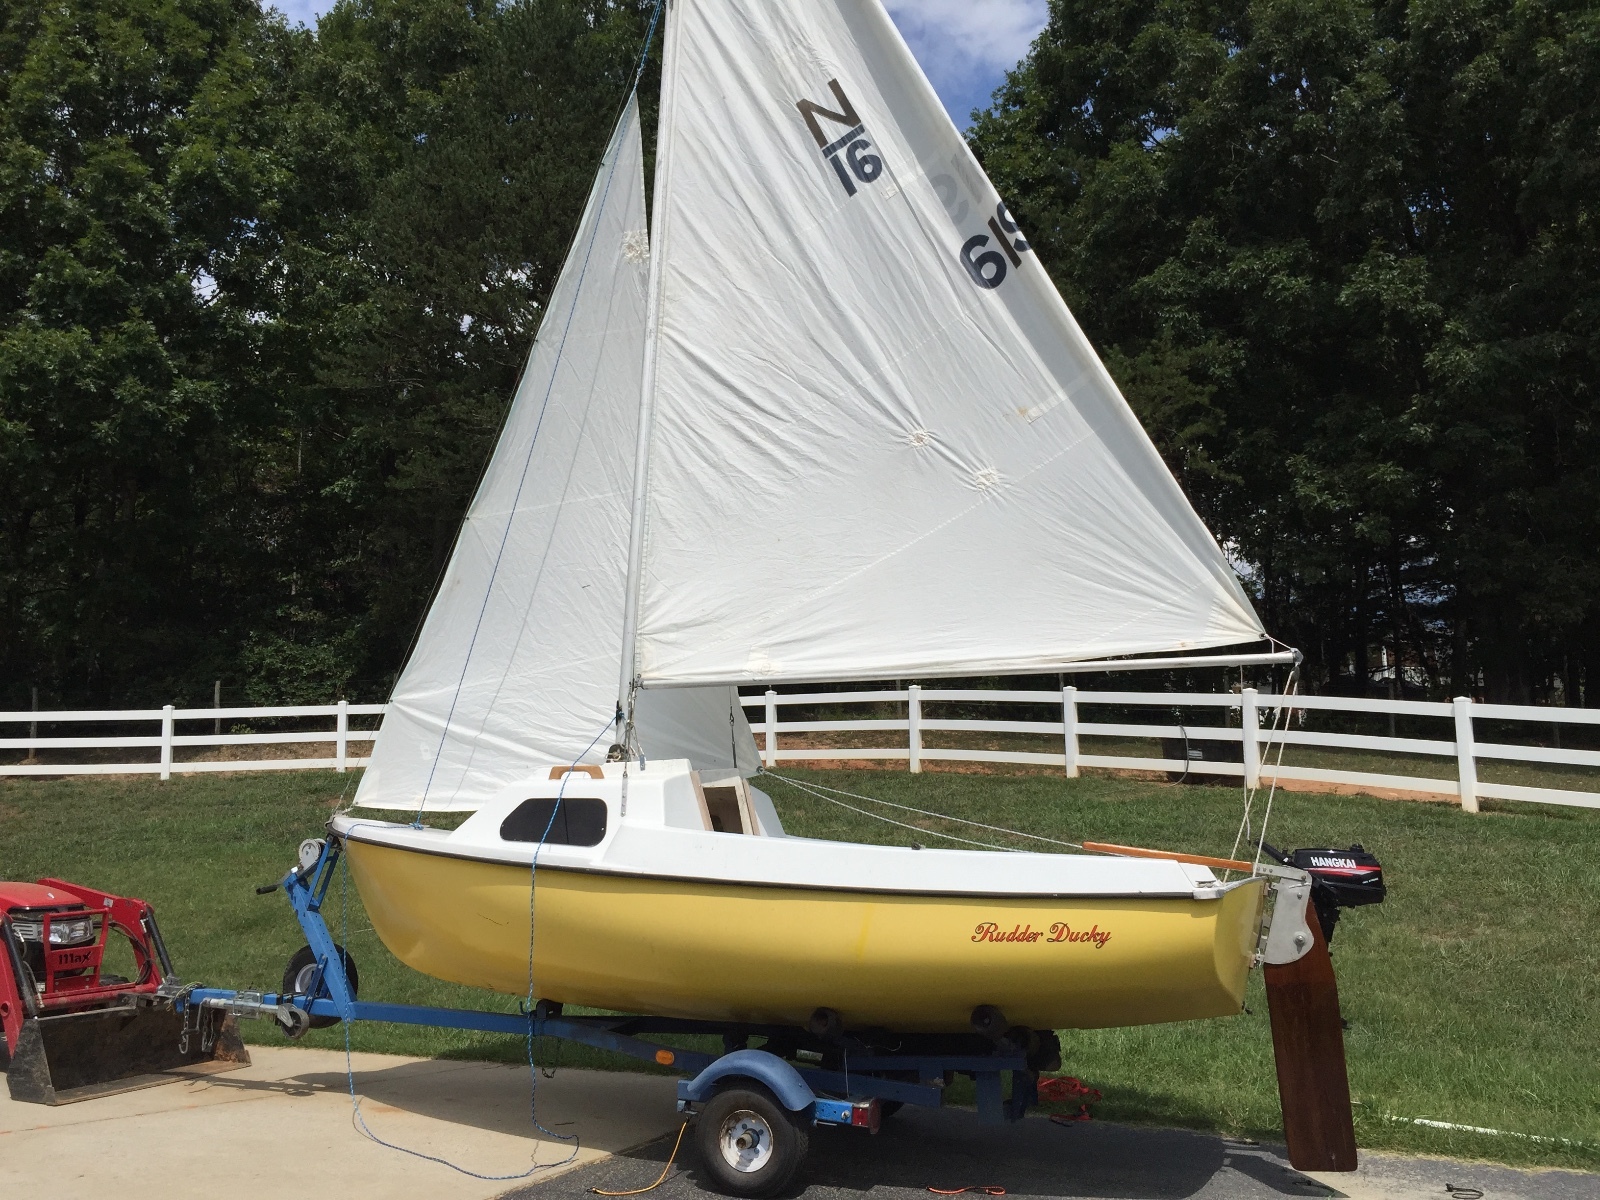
[627,0,1264,687]
[357,100,756,813]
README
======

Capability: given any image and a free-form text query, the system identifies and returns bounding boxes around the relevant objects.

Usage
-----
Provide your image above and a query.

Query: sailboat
[334,0,1310,1041]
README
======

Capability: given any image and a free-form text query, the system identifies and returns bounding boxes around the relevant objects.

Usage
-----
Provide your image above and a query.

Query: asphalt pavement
[502,1106,1599,1200]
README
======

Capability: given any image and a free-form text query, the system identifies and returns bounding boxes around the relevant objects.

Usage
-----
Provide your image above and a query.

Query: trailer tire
[281,944,359,1030]
[694,1083,808,1198]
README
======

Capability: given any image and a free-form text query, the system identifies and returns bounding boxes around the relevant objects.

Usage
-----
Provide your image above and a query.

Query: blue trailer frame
[178,838,1040,1132]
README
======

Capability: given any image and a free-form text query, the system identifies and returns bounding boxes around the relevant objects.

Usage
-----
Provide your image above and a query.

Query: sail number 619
[961,202,1031,289]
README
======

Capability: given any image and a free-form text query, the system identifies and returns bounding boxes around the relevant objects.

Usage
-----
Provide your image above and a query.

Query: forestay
[357,100,756,813]
[630,0,1264,687]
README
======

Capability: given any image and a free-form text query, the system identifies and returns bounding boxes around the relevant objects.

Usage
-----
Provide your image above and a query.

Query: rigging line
[524,715,616,1095]
[383,0,664,714]
[1227,669,1299,865]
[442,186,642,802]
[412,109,634,827]
[1230,711,1257,863]
[332,716,613,1180]
[761,770,1083,849]
[445,3,665,795]
[334,822,579,1180]
[1253,670,1300,870]
[629,0,665,96]
[760,773,1018,852]
[1229,689,1277,861]
[332,765,358,816]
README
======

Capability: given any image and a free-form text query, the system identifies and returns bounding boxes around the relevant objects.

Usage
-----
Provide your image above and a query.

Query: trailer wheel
[694,1083,808,1198]
[281,944,359,1030]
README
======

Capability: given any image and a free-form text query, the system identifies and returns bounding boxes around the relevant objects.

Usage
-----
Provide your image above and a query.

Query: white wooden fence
[3,688,1597,811]
[0,702,384,777]
[749,686,1600,812]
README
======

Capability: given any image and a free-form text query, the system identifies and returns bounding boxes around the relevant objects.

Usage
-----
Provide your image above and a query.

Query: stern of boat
[1211,875,1271,1011]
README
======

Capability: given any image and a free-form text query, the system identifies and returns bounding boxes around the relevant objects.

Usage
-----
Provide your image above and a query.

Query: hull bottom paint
[345,840,1266,1032]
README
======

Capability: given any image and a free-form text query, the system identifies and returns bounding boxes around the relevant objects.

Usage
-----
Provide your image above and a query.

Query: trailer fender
[677,1048,815,1112]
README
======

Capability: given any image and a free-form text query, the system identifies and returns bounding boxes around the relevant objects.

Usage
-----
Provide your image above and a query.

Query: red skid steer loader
[1,878,248,1104]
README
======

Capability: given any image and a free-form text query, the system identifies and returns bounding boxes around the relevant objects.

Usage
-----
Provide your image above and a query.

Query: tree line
[974,0,1599,705]
[2,0,1594,709]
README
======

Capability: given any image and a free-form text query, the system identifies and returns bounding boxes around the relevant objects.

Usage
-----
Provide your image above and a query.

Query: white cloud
[885,0,1047,123]
[886,0,1046,81]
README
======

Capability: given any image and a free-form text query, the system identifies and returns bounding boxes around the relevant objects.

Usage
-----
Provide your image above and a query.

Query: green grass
[1,769,1596,1170]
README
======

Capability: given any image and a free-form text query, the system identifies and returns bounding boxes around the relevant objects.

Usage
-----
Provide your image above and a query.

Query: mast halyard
[615,0,680,754]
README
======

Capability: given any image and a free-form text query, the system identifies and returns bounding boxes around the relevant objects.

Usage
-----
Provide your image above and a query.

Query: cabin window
[702,786,749,834]
[500,797,608,846]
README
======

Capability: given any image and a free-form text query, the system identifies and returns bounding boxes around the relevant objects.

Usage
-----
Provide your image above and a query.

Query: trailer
[6,833,1380,1193]
[172,836,1050,1197]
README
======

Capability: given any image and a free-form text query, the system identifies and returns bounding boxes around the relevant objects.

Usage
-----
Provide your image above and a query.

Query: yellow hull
[347,839,1266,1032]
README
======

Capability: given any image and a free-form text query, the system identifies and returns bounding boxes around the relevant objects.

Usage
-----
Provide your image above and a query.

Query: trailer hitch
[194,990,311,1039]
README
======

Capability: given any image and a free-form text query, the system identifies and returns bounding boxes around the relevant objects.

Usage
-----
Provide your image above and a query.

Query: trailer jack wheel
[694,1084,807,1198]
[281,944,359,1031]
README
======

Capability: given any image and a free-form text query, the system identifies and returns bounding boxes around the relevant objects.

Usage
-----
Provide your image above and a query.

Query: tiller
[0,879,248,1104]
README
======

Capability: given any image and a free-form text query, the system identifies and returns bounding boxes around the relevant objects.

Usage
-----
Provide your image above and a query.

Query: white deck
[332,760,1234,900]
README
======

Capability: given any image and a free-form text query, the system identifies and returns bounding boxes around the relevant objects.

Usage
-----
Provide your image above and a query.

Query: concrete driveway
[0,1046,680,1200]
[3,1047,1594,1200]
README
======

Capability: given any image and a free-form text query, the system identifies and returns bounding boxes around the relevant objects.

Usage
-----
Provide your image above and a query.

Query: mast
[617,0,680,738]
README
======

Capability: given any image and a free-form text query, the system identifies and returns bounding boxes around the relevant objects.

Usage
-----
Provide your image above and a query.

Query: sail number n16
[796,79,1032,293]
[796,79,882,198]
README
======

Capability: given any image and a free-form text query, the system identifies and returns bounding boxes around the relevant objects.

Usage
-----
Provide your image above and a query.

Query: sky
[266,0,1047,129]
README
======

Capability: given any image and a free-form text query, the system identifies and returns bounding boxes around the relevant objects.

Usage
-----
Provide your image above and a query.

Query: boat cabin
[449,760,784,856]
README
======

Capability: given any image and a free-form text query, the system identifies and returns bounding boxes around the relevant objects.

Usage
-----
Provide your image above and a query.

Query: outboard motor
[1263,844,1385,947]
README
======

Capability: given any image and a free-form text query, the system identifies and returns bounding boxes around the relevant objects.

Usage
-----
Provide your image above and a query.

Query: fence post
[907,684,922,774]
[1241,688,1261,790]
[764,689,778,769]
[28,686,38,762]
[1062,686,1079,778]
[213,679,221,736]
[159,704,174,781]
[336,698,349,773]
[1453,696,1479,813]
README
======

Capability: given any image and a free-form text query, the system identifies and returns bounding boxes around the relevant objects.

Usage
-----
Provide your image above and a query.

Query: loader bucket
[5,1005,249,1105]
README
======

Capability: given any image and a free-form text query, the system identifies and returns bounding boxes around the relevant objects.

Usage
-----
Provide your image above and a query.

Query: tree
[262,0,657,700]
[0,0,303,705]
[971,0,1600,702]
[0,0,658,706]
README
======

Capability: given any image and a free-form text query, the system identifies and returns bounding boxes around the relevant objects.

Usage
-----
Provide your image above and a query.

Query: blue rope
[631,0,665,94]
[415,155,623,824]
[335,715,612,1180]
[414,0,665,824]
[338,827,574,1180]
[521,718,616,1096]
[336,0,670,1175]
